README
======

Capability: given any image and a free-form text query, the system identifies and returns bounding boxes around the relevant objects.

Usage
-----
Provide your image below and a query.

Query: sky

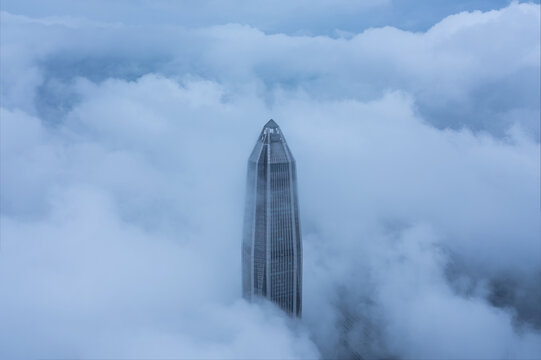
[0,1,540,359]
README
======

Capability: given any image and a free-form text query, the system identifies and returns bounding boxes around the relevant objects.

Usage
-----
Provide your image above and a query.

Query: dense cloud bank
[1,2,540,359]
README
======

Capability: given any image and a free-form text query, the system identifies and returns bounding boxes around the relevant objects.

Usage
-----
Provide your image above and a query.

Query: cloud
[0,182,318,359]
[1,2,540,359]
[2,2,539,139]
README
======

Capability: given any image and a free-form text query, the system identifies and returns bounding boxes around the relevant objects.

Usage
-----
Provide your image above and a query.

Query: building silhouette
[242,119,302,317]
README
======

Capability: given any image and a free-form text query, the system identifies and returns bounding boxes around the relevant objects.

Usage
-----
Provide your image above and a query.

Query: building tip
[264,119,279,129]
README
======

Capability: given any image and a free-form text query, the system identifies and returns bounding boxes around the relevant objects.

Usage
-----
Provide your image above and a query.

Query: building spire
[258,119,286,143]
[264,119,279,129]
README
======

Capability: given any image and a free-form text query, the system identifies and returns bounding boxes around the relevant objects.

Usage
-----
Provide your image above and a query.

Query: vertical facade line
[243,120,302,317]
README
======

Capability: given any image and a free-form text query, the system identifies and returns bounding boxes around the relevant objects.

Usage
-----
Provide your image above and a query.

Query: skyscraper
[242,119,302,317]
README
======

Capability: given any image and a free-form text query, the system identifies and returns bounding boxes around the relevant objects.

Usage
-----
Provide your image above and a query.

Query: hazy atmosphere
[1,0,540,359]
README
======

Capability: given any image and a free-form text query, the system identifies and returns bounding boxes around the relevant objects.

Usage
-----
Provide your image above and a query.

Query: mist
[1,1,540,359]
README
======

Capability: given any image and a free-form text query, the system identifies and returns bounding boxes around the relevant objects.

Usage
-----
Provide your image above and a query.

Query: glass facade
[242,120,302,317]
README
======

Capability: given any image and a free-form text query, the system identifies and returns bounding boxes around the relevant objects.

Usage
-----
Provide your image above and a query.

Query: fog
[1,1,540,359]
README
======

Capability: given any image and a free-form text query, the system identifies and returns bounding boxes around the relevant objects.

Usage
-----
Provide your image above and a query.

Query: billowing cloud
[1,1,540,359]
[2,2,539,137]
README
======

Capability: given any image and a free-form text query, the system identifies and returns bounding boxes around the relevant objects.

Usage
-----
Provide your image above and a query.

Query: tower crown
[264,119,279,129]
[250,119,294,164]
[259,119,285,143]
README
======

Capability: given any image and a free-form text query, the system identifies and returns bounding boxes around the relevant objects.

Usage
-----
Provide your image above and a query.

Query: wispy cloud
[1,2,540,359]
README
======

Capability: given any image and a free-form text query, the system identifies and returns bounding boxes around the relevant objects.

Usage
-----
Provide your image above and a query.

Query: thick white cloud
[1,2,539,138]
[1,2,540,359]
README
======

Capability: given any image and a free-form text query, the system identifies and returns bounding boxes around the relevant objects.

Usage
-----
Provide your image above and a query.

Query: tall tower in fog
[242,119,302,317]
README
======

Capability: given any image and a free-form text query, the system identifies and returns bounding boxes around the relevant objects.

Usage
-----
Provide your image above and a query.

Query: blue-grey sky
[1,1,540,359]
[1,0,535,33]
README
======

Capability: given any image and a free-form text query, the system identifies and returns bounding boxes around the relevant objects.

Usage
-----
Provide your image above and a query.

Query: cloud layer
[1,1,540,359]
